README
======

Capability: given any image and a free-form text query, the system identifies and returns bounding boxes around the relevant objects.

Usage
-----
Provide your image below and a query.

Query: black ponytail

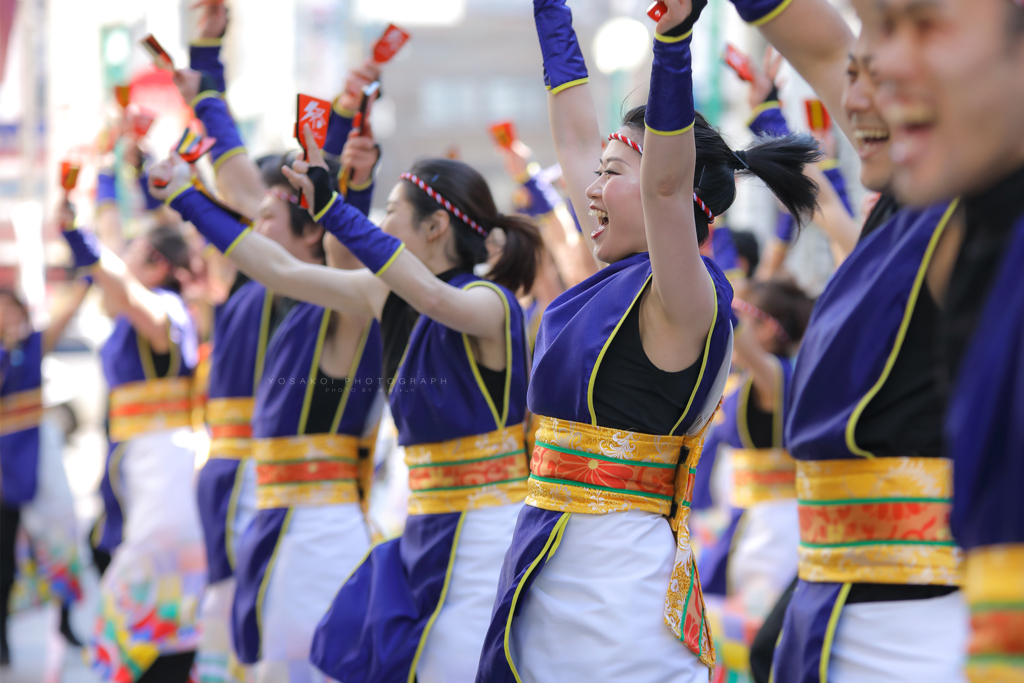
[147,224,192,294]
[403,158,542,293]
[622,107,822,243]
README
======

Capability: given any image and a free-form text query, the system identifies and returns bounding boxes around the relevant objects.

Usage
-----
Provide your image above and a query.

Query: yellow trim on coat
[254,508,294,659]
[750,0,797,26]
[313,192,338,222]
[819,583,852,683]
[190,38,223,48]
[224,461,248,569]
[461,280,513,430]
[296,309,332,435]
[747,100,781,127]
[654,29,693,42]
[190,90,222,108]
[669,270,720,436]
[163,183,192,206]
[503,512,572,683]
[547,78,589,95]
[212,147,246,172]
[587,274,652,425]
[254,289,274,395]
[374,243,406,277]
[845,199,958,457]
[223,227,253,257]
[407,511,468,683]
[645,120,696,137]
[328,319,374,434]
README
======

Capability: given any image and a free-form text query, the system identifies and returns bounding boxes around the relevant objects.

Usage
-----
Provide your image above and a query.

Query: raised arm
[283,135,508,341]
[533,0,602,254]
[41,278,91,355]
[174,69,264,218]
[730,0,855,140]
[58,204,173,353]
[640,1,715,347]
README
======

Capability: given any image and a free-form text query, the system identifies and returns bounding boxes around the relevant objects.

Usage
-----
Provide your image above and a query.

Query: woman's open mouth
[588,207,609,239]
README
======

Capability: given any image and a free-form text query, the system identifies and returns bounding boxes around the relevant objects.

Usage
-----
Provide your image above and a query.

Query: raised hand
[338,59,382,113]
[172,68,203,104]
[199,1,228,40]
[655,0,694,34]
[748,46,784,109]
[148,153,194,201]
[341,125,380,188]
[281,125,330,213]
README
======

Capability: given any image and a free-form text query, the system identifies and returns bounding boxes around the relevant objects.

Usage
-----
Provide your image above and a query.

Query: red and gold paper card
[60,161,81,192]
[141,34,175,71]
[489,121,517,150]
[295,94,331,155]
[724,45,754,83]
[176,125,216,163]
[805,100,832,133]
[114,84,132,108]
[126,104,157,139]
[372,24,410,64]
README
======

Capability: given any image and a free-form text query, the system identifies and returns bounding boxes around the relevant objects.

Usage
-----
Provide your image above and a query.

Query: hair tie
[607,132,715,225]
[733,149,749,170]
[267,187,299,205]
[732,298,790,345]
[400,172,487,237]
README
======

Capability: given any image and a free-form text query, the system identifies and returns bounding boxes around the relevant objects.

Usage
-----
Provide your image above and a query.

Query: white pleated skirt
[510,510,709,683]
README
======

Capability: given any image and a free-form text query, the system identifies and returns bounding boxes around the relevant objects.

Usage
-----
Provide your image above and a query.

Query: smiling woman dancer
[473,1,819,681]
[148,117,541,681]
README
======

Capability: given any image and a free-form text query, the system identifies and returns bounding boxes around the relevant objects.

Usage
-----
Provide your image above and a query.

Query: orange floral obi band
[109,378,193,443]
[405,425,529,515]
[963,544,1024,682]
[796,456,961,585]
[206,397,254,459]
[525,414,717,669]
[527,416,686,516]
[254,433,361,509]
[0,388,43,436]
[731,448,796,508]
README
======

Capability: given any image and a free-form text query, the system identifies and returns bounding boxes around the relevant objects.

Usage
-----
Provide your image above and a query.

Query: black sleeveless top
[591,283,703,435]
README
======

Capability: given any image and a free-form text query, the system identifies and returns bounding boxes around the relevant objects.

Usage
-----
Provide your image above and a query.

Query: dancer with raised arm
[60,207,204,683]
[474,1,819,681]
[148,115,541,681]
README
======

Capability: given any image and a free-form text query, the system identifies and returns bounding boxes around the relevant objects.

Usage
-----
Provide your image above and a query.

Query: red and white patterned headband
[607,132,715,225]
[400,172,487,237]
[732,298,791,345]
[267,187,298,205]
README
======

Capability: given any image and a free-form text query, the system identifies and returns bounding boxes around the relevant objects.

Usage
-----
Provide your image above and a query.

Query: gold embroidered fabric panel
[731,448,796,508]
[254,433,360,509]
[0,388,43,436]
[405,424,528,515]
[963,544,1024,682]
[796,457,961,585]
[108,378,193,442]
[206,397,255,459]
[524,414,717,670]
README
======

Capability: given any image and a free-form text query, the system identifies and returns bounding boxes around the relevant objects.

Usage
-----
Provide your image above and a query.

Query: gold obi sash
[0,388,43,436]
[525,415,717,670]
[796,457,962,585]
[731,448,796,508]
[108,378,193,442]
[963,544,1024,683]
[405,425,529,515]
[254,433,367,509]
[206,397,254,459]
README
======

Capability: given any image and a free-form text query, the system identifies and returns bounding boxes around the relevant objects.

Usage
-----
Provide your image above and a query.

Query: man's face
[863,0,1024,206]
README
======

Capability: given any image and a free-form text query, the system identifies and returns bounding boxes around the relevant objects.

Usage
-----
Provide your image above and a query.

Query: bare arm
[732,321,783,412]
[806,163,859,257]
[546,85,602,256]
[640,1,716,362]
[41,279,91,355]
[93,249,172,353]
[754,0,856,140]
